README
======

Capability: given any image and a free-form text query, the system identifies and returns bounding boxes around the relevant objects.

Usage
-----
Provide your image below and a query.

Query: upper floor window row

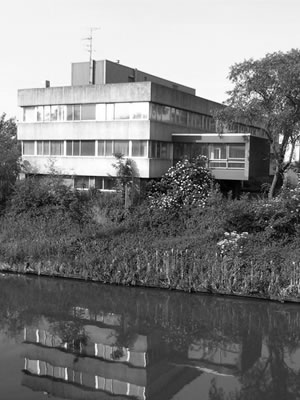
[150,103,216,130]
[22,102,150,123]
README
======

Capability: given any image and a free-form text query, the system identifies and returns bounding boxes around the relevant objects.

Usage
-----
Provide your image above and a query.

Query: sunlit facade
[17,60,269,189]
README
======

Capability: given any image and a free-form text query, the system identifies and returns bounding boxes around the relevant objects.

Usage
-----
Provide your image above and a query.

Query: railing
[208,159,245,169]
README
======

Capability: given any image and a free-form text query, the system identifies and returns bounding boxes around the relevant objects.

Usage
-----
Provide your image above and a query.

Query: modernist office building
[17,60,270,190]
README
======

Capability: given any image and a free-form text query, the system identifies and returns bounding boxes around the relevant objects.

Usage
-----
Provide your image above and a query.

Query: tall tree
[0,113,20,206]
[215,49,300,198]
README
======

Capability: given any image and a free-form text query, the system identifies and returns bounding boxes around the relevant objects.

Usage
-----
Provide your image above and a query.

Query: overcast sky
[1,0,300,119]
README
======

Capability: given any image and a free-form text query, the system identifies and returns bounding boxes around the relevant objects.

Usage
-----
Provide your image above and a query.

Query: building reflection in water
[1,275,300,400]
[21,304,257,400]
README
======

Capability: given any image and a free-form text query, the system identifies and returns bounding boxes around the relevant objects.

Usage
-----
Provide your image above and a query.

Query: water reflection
[0,273,300,399]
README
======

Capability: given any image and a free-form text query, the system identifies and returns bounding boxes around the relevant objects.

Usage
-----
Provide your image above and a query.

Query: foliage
[111,153,140,208]
[0,113,20,207]
[215,49,300,198]
[148,155,214,210]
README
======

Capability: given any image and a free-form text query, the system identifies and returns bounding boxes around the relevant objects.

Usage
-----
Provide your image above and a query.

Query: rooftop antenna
[83,27,100,84]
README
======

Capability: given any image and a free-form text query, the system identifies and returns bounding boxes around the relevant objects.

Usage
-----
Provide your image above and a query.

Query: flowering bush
[148,156,214,210]
[217,231,249,258]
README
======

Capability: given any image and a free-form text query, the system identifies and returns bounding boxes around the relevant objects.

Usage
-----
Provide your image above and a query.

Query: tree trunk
[268,167,282,199]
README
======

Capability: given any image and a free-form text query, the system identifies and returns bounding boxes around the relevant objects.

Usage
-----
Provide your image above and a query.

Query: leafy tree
[215,49,300,198]
[149,155,214,210]
[0,113,20,206]
[112,152,139,208]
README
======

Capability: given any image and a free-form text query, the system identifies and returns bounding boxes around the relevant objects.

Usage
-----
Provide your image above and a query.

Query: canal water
[0,273,300,400]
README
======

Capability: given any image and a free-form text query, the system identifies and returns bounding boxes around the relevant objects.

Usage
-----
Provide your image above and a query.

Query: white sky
[1,0,300,119]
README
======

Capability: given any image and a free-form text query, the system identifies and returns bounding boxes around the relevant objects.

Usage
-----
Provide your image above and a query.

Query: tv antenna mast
[83,27,100,84]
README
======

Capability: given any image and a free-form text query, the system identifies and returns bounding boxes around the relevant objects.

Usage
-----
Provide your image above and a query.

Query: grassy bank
[1,175,300,302]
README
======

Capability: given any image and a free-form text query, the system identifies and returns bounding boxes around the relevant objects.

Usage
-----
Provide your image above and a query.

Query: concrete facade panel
[18,83,152,106]
[18,121,151,140]
[22,156,152,178]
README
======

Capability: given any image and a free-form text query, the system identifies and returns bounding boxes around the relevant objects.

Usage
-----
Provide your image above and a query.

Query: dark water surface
[1,273,300,400]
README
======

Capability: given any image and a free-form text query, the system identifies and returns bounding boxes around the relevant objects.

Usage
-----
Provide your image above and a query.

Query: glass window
[98,140,105,156]
[106,104,115,120]
[81,141,95,156]
[131,102,149,119]
[114,140,129,156]
[23,141,35,155]
[161,106,171,122]
[132,140,147,157]
[67,105,73,121]
[23,107,36,122]
[44,106,50,122]
[81,104,96,120]
[50,105,58,121]
[74,105,80,120]
[106,140,113,156]
[50,141,64,156]
[37,141,43,155]
[96,104,106,121]
[66,141,72,156]
[155,105,162,121]
[176,110,187,125]
[103,177,115,190]
[115,103,130,120]
[170,108,176,123]
[58,105,66,121]
[150,141,157,158]
[95,177,103,189]
[160,142,169,159]
[191,144,208,158]
[229,144,245,159]
[150,104,157,120]
[228,162,245,168]
[37,106,44,122]
[74,176,89,189]
[173,143,184,160]
[211,144,226,160]
[43,141,50,155]
[73,141,80,156]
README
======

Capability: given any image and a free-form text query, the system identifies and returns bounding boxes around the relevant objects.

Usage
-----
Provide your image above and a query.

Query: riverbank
[1,175,300,304]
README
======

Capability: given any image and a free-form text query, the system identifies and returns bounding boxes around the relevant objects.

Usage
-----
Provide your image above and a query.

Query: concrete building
[17,60,270,190]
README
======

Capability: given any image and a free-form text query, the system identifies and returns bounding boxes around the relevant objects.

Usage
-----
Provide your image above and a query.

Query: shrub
[148,156,214,210]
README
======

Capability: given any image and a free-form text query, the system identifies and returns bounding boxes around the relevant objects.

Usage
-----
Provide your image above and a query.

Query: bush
[148,156,214,210]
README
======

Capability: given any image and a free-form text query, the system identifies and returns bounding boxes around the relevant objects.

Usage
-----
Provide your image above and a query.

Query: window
[211,144,226,159]
[50,105,58,121]
[114,141,129,156]
[74,176,89,189]
[44,106,50,122]
[131,102,149,119]
[37,106,44,122]
[98,140,105,156]
[132,140,147,157]
[23,141,35,155]
[67,105,73,121]
[81,104,96,120]
[106,104,114,120]
[229,144,245,159]
[74,105,80,120]
[96,104,106,121]
[150,141,171,159]
[106,140,113,156]
[23,107,36,122]
[81,141,95,156]
[115,103,130,120]
[161,106,171,122]
[50,141,64,156]
[37,141,50,155]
